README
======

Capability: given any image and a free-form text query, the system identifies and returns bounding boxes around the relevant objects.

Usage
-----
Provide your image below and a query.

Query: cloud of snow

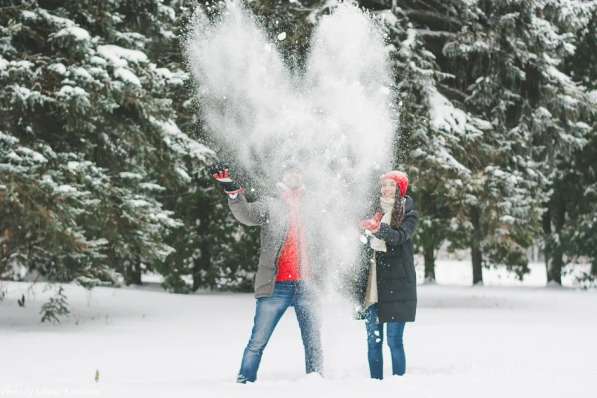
[186,1,396,299]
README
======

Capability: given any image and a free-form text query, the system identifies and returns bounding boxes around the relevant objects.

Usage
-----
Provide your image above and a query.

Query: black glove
[208,163,243,196]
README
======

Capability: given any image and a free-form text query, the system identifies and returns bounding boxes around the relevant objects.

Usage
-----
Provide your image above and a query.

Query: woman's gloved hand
[360,212,383,234]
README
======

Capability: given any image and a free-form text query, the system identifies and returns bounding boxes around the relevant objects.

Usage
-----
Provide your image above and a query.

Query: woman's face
[380,178,397,199]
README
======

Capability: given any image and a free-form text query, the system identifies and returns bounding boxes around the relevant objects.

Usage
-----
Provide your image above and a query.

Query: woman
[355,170,418,380]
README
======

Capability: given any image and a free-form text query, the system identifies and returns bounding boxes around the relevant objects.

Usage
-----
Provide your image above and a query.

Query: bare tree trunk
[545,195,565,285]
[548,246,563,285]
[125,257,142,285]
[0,227,11,276]
[542,207,551,282]
[423,242,436,282]
[471,245,483,285]
[416,217,442,283]
[132,259,142,285]
[471,206,483,285]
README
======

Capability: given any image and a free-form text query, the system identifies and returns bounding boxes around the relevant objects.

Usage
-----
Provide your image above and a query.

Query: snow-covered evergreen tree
[0,1,213,294]
[372,5,478,282]
[436,0,595,283]
[557,4,597,279]
[374,0,534,284]
[3,0,596,298]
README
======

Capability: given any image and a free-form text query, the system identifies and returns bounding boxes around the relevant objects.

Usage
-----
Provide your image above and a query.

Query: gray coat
[228,193,291,298]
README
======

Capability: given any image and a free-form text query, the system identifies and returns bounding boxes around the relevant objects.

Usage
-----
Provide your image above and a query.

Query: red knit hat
[380,170,409,197]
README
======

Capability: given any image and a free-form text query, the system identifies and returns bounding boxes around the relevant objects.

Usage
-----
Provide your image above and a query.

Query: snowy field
[1,261,596,398]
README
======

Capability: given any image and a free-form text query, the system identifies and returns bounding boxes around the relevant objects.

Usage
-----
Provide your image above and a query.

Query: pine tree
[40,285,69,324]
[167,0,334,291]
[150,1,263,292]
[436,0,596,284]
[3,0,595,297]
[373,5,477,282]
[378,0,533,284]
[0,1,213,296]
[558,4,597,280]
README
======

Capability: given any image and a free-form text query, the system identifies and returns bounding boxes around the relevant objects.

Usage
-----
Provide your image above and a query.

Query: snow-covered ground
[1,261,596,398]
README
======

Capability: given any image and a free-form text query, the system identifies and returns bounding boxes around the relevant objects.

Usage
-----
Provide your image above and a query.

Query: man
[209,163,323,383]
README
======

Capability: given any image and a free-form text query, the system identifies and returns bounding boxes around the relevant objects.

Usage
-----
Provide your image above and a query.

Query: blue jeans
[364,304,406,379]
[237,281,323,383]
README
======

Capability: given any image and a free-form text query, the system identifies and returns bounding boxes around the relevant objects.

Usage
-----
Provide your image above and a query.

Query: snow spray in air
[186,0,396,301]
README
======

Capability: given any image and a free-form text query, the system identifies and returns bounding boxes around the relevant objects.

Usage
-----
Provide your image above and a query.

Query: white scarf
[369,197,394,252]
[364,197,395,308]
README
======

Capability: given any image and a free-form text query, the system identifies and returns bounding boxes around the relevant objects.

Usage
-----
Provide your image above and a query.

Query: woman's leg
[386,321,406,376]
[364,304,384,379]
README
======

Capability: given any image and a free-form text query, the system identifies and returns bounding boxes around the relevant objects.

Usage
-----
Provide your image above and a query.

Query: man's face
[282,170,303,189]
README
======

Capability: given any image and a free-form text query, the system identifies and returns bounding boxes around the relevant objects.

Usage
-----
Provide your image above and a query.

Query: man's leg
[387,320,406,376]
[293,282,323,375]
[238,283,292,383]
[364,304,384,379]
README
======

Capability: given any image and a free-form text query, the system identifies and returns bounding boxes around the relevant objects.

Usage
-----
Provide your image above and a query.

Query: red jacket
[276,188,306,282]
